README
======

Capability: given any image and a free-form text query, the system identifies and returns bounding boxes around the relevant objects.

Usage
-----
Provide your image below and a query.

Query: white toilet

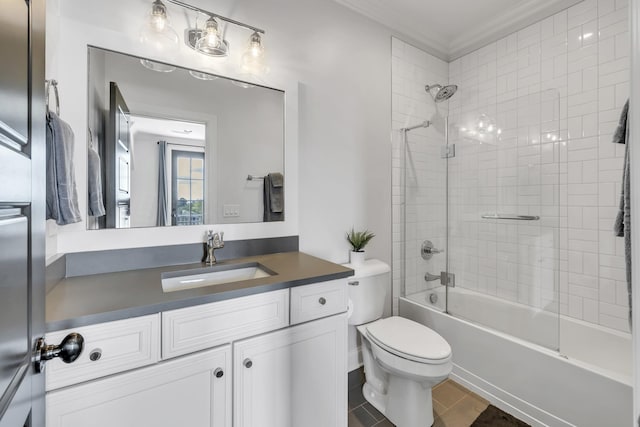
[347,259,452,427]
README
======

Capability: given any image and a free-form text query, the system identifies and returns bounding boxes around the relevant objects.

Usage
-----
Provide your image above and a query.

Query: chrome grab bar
[481,214,540,221]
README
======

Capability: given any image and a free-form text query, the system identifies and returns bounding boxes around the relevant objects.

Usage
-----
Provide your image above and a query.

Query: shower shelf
[481,214,540,221]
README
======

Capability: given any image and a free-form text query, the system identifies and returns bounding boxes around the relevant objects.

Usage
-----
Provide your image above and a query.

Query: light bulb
[241,32,269,75]
[195,17,228,56]
[140,0,179,56]
[150,2,167,31]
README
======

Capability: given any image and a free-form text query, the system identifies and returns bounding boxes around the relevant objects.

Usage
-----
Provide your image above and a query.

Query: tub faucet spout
[424,271,455,287]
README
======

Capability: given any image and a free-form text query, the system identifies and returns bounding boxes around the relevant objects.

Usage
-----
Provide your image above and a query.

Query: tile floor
[348,368,490,427]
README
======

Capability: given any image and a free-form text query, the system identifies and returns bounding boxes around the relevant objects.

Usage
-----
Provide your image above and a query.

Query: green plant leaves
[346,228,375,252]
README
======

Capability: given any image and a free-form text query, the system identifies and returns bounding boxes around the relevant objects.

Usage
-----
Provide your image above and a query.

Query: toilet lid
[366,317,451,363]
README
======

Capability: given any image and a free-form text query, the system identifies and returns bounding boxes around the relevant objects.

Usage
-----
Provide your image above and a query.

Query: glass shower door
[400,115,449,313]
[446,89,561,351]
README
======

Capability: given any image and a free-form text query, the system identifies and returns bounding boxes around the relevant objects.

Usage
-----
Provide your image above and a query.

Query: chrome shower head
[425,84,458,103]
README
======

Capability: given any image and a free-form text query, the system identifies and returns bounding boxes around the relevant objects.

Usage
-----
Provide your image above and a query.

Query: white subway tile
[599,313,629,332]
[569,295,584,317]
[583,298,599,322]
[599,278,617,303]
[568,0,598,29]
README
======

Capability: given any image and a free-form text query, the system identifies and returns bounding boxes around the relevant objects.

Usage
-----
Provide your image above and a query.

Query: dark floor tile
[373,419,395,426]
[349,406,379,427]
[348,384,367,410]
[362,402,385,422]
[349,368,365,389]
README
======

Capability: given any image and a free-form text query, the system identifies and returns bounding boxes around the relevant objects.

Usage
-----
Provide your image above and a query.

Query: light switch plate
[223,204,240,217]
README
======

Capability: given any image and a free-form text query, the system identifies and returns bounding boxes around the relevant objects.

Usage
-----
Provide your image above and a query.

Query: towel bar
[46,79,60,115]
[247,175,266,181]
[481,214,540,221]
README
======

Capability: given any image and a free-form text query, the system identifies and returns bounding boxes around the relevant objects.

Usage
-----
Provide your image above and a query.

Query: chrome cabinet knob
[214,368,224,378]
[89,348,102,361]
[244,358,253,368]
[319,297,326,305]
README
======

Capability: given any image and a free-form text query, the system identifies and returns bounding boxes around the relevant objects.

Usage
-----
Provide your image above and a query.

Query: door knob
[243,358,253,368]
[34,333,84,373]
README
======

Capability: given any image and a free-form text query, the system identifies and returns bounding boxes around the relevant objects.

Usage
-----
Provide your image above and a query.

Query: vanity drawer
[162,289,289,359]
[45,314,160,391]
[290,279,348,325]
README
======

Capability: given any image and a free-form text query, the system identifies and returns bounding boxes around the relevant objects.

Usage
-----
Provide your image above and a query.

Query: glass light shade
[139,0,179,55]
[195,18,229,56]
[140,59,176,73]
[189,70,219,80]
[241,32,269,75]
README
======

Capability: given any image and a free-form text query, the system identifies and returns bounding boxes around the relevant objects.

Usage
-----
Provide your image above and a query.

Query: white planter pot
[350,251,366,266]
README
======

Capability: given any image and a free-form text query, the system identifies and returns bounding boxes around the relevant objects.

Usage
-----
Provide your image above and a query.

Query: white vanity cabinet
[46,345,232,427]
[233,313,347,427]
[45,279,348,427]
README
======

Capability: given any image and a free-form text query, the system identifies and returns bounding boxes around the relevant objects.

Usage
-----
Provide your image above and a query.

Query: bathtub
[400,288,633,427]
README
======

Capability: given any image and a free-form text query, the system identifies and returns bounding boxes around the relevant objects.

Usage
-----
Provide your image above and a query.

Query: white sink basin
[161,263,275,293]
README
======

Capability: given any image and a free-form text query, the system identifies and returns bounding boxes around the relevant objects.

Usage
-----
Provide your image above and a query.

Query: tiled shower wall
[392,0,630,333]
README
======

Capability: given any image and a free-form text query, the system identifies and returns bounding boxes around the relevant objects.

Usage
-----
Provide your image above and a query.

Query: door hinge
[440,272,455,287]
[441,144,455,159]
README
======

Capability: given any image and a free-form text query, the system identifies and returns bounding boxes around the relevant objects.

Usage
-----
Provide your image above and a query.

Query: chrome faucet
[424,271,455,287]
[205,230,225,266]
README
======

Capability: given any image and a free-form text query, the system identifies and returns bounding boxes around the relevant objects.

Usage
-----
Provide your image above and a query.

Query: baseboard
[348,347,362,372]
[451,365,574,427]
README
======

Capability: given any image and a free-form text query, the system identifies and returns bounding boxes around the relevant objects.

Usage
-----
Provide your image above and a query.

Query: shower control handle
[421,240,444,260]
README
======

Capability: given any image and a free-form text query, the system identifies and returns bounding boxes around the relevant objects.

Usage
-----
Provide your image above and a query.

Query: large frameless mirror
[86,46,285,230]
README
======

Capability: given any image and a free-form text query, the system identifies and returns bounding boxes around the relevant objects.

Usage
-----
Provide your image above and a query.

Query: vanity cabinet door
[233,313,347,427]
[46,345,231,427]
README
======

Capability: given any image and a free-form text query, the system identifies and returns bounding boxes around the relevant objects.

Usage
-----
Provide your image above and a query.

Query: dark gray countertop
[46,252,354,332]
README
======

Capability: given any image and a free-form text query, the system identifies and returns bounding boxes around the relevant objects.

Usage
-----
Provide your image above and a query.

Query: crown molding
[334,0,450,59]
[447,0,583,60]
[334,0,584,62]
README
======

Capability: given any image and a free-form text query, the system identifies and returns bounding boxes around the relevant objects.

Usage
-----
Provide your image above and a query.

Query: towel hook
[46,79,60,116]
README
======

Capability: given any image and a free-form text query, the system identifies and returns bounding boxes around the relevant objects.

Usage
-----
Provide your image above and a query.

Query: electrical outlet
[223,204,240,217]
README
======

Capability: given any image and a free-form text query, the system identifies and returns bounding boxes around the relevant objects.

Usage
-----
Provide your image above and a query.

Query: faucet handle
[219,231,224,243]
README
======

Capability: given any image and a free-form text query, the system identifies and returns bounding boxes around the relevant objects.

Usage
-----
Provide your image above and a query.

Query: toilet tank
[344,259,391,326]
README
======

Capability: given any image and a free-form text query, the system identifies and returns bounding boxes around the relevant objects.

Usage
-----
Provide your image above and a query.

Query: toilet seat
[366,316,451,364]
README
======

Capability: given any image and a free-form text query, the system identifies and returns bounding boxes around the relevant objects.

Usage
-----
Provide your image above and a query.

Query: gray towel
[46,112,82,225]
[613,100,631,327]
[87,145,106,217]
[263,173,284,222]
[157,141,168,226]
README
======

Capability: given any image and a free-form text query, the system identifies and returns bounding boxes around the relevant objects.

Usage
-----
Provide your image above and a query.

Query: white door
[233,314,347,427]
[46,346,231,427]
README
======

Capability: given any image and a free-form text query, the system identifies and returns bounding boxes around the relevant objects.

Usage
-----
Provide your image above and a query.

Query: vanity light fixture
[241,31,268,75]
[155,0,269,75]
[192,17,229,57]
[139,0,180,57]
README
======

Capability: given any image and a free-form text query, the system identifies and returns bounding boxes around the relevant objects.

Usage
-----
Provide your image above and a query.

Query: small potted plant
[346,228,375,266]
